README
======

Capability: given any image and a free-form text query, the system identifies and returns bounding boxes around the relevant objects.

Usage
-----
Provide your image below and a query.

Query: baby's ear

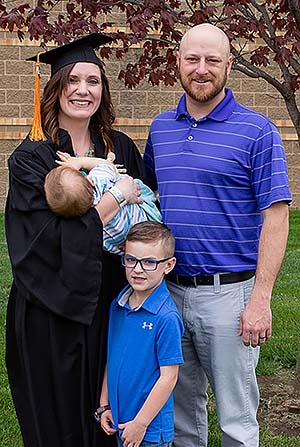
[117,243,125,253]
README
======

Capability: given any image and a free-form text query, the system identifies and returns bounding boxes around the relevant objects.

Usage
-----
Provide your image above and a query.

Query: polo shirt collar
[115,280,170,315]
[175,88,236,122]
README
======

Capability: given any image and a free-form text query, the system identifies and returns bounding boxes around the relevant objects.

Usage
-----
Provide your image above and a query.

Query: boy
[44,151,161,254]
[97,222,184,447]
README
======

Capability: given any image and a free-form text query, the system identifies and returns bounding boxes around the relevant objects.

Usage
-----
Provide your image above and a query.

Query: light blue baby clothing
[88,164,161,255]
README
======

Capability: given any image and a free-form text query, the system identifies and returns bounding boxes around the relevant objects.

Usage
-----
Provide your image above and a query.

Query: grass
[0,211,299,446]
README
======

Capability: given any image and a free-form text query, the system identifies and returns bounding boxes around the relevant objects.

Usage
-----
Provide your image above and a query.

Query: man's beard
[179,70,227,103]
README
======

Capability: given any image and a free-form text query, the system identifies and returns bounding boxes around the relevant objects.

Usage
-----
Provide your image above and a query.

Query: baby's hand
[56,151,82,170]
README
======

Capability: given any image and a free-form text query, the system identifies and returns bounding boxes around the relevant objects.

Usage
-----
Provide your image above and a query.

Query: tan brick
[115,105,133,119]
[105,61,121,77]
[111,91,120,106]
[0,139,19,152]
[267,107,290,121]
[254,93,280,107]
[0,154,6,167]
[227,77,242,92]
[120,90,147,106]
[286,153,300,166]
[241,78,267,92]
[133,106,160,119]
[0,167,8,188]
[21,105,34,118]
[0,105,20,117]
[1,46,20,60]
[0,75,20,90]
[7,90,33,104]
[0,196,7,211]
[251,106,268,115]
[132,81,161,92]
[21,74,49,90]
[234,93,255,107]
[6,60,34,75]
[0,61,4,75]
[290,167,300,182]
[147,91,176,107]
[0,91,6,103]
[108,76,128,90]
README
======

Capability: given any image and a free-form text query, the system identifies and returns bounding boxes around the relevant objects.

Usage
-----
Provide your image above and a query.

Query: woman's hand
[116,176,143,204]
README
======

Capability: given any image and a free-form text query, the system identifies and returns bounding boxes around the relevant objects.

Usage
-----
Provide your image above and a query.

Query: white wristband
[108,186,127,208]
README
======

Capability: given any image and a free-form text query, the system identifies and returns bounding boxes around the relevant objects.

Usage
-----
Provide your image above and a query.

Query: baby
[44,151,161,255]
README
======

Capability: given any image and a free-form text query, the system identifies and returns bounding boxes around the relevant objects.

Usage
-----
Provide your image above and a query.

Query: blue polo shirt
[144,89,292,276]
[107,280,184,443]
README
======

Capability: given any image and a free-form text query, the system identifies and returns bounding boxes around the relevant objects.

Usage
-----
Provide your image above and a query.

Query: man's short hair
[44,166,94,218]
[126,222,175,257]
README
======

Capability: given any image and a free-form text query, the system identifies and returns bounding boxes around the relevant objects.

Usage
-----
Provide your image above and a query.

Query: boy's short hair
[126,222,175,257]
[44,166,94,218]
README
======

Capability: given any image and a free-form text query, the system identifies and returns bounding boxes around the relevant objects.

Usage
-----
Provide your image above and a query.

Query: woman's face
[58,62,102,125]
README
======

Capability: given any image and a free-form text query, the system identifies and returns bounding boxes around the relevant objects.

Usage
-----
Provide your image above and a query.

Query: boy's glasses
[121,255,172,271]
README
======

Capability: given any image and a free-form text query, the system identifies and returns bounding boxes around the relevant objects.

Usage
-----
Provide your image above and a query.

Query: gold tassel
[29,53,47,141]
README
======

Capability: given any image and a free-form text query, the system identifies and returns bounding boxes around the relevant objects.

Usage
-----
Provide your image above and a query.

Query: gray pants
[167,276,259,447]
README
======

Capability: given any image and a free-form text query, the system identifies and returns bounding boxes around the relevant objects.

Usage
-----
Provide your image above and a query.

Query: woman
[5,33,145,447]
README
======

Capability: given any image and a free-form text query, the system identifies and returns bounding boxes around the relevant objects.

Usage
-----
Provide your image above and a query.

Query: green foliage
[0,211,299,446]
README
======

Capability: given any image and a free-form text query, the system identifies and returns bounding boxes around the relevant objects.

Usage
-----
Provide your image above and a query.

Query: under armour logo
[142,322,153,330]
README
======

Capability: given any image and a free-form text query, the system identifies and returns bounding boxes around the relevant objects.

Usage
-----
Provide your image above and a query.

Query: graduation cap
[28,33,114,141]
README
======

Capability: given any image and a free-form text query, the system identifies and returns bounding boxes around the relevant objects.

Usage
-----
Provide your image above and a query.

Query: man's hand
[239,291,272,347]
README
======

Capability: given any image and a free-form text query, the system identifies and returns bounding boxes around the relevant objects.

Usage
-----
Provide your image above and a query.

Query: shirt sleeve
[250,121,292,210]
[156,312,184,366]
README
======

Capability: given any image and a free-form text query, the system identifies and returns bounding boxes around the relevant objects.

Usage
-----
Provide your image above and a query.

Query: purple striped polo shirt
[144,89,292,276]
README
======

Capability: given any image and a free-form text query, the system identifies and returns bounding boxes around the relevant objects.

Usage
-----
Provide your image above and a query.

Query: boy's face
[124,240,176,299]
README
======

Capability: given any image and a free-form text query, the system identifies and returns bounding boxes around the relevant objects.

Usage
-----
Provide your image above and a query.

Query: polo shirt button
[192,123,197,127]
[188,135,193,140]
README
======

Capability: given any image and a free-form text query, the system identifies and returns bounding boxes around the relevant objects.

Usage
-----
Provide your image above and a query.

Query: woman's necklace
[74,142,95,158]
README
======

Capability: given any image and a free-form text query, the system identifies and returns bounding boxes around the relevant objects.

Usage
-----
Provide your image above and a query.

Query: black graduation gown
[5,129,146,447]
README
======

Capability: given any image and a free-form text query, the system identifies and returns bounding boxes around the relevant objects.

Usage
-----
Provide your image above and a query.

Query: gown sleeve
[5,138,103,325]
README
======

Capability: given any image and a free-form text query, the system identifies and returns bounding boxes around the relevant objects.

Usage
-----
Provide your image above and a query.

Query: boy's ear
[164,257,176,275]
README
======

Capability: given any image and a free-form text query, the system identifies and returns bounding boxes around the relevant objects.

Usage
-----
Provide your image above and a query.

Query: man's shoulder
[232,99,275,130]
[150,108,178,126]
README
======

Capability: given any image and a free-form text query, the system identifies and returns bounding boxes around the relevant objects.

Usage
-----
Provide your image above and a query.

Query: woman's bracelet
[94,404,111,423]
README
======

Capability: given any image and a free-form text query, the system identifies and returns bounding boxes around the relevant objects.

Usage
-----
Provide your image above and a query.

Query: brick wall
[0,30,299,210]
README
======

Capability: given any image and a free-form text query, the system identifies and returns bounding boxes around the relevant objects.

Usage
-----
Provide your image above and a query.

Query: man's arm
[118,364,179,446]
[239,201,289,347]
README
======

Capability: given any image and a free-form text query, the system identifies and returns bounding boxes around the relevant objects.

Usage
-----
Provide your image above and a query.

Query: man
[143,23,291,447]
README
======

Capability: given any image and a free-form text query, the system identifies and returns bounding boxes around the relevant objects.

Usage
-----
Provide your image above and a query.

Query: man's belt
[167,270,256,287]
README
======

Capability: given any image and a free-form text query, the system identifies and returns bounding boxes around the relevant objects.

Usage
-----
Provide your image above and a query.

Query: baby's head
[45,166,94,218]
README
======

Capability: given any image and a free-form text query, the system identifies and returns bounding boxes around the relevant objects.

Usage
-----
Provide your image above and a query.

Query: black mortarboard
[27,33,113,141]
[27,33,113,76]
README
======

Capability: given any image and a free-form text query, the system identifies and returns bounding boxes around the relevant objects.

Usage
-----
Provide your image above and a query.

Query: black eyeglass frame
[121,255,173,271]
